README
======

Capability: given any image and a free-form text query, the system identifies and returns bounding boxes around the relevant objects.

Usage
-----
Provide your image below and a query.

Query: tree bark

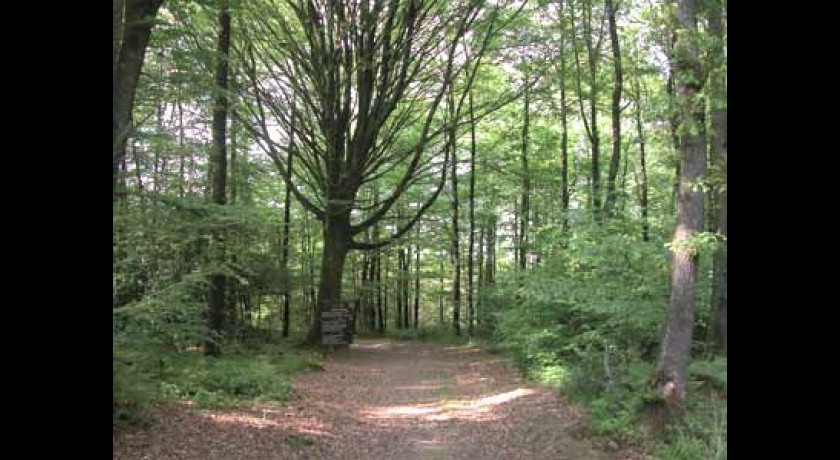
[633,80,650,242]
[397,246,406,329]
[113,0,164,200]
[402,245,411,329]
[376,247,384,332]
[666,72,681,215]
[485,214,496,286]
[450,90,462,336]
[709,0,727,356]
[439,248,445,325]
[519,77,530,271]
[281,146,294,338]
[468,87,477,336]
[559,30,570,236]
[570,0,604,221]
[656,0,706,404]
[178,100,186,198]
[476,224,484,325]
[603,0,623,217]
[307,210,352,345]
[414,240,420,330]
[205,0,231,357]
[382,248,390,333]
[404,244,411,329]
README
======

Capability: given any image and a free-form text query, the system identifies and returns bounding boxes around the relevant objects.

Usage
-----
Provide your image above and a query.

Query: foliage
[487,219,669,368]
[384,326,471,346]
[657,394,727,460]
[114,338,321,430]
[477,215,726,458]
[114,1,726,457]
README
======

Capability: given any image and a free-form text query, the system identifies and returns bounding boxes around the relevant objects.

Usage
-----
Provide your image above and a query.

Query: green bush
[658,394,727,460]
[113,340,321,428]
[476,220,726,459]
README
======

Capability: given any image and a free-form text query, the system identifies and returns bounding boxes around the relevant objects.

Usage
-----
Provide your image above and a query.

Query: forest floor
[114,339,646,459]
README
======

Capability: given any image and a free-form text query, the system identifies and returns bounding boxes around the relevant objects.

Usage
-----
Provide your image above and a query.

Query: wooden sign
[321,309,352,346]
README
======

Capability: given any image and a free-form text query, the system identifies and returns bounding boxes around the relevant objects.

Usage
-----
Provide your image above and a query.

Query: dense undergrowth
[114,197,324,432]
[113,335,322,431]
[113,214,321,432]
[390,221,728,460]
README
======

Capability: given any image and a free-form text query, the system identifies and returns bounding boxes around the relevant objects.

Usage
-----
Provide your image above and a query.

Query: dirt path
[114,339,612,459]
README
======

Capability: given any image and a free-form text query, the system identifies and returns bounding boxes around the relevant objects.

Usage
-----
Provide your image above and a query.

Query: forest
[113,0,727,459]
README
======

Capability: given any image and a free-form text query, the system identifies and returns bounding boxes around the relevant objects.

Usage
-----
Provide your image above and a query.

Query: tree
[240,0,512,344]
[569,0,605,220]
[413,230,421,329]
[632,78,649,242]
[708,0,727,356]
[558,27,571,236]
[467,86,478,336]
[114,0,165,200]
[449,87,463,336]
[602,0,623,217]
[655,0,706,404]
[204,0,232,357]
[518,76,531,270]
[281,117,295,338]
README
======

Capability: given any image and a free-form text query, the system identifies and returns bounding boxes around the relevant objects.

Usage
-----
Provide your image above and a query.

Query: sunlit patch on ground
[361,388,541,423]
[394,383,447,391]
[115,341,609,460]
[353,342,393,350]
[364,404,440,417]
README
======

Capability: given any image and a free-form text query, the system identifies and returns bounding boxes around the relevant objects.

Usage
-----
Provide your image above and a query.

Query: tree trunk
[468,87,477,336]
[205,0,231,357]
[709,0,727,356]
[397,246,406,329]
[519,77,530,271]
[572,0,604,221]
[559,30,570,236]
[439,249,445,325]
[476,224,484,325]
[666,72,681,215]
[306,211,352,345]
[133,143,144,205]
[376,249,384,332]
[359,254,367,330]
[281,147,294,338]
[113,0,124,73]
[485,214,496,286]
[449,89,461,336]
[513,201,519,268]
[656,0,706,405]
[229,106,238,205]
[633,81,650,242]
[619,139,630,213]
[414,241,420,330]
[382,249,390,332]
[302,209,317,325]
[404,245,411,329]
[113,0,164,200]
[178,100,186,198]
[603,0,623,218]
[370,253,378,330]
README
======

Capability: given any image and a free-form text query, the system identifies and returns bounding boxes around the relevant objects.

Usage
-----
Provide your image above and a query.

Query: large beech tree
[239,0,516,344]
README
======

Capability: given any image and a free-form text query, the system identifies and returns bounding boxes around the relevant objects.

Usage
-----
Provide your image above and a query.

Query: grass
[655,393,727,460]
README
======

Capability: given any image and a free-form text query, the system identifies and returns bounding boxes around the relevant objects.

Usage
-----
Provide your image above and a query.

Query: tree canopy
[113,0,727,457]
